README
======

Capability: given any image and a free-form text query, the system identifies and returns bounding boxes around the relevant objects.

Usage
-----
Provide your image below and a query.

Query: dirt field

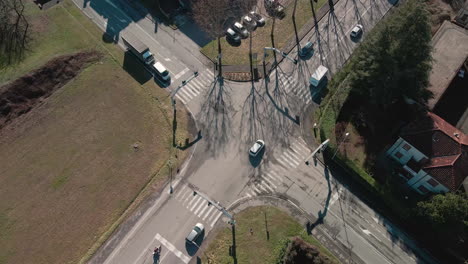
[0,1,192,264]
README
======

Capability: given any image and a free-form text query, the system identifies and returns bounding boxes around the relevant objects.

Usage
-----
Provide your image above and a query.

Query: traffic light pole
[193,190,236,225]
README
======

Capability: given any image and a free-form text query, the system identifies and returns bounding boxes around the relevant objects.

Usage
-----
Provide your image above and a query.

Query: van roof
[153,62,168,73]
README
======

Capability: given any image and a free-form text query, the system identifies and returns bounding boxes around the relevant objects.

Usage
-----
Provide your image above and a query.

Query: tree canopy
[348,0,433,113]
[0,0,29,66]
[416,192,468,246]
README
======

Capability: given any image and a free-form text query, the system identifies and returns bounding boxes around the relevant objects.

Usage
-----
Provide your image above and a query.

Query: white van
[152,62,170,81]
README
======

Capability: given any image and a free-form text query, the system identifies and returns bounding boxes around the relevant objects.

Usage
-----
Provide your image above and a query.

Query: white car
[232,22,249,39]
[350,24,363,38]
[249,140,265,157]
[186,223,204,244]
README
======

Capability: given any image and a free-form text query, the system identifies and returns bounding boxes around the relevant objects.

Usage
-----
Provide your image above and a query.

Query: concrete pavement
[72,0,440,263]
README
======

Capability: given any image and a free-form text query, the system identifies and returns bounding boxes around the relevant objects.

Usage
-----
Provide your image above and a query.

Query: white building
[387,112,468,195]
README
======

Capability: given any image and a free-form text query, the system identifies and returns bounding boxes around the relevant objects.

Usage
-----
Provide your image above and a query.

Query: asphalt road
[72,0,439,263]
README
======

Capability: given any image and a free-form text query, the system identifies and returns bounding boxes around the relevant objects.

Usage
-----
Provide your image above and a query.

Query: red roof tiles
[400,112,468,191]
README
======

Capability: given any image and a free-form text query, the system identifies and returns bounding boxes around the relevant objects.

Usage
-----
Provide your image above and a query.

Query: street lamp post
[332,132,349,159]
[193,190,235,226]
[264,47,298,65]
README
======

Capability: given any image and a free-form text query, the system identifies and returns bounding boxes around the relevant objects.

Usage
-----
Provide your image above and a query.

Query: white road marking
[197,203,209,218]
[164,58,171,61]
[262,175,277,188]
[277,156,295,168]
[202,206,215,220]
[268,170,283,182]
[262,181,275,192]
[210,211,223,227]
[155,233,191,263]
[193,199,207,215]
[282,151,300,166]
[182,189,193,205]
[245,193,252,198]
[175,93,187,104]
[258,183,268,192]
[174,67,189,80]
[179,88,194,99]
[252,185,262,194]
[285,149,302,161]
[188,196,201,210]
[175,185,187,199]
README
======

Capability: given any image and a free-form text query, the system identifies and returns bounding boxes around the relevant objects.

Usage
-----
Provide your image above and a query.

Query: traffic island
[198,205,339,264]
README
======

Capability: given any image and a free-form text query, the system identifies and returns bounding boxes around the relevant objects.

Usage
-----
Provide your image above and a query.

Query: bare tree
[0,0,29,67]
[192,0,255,81]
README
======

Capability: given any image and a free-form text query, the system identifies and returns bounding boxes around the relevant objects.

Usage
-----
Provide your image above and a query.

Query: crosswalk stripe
[196,203,209,217]
[282,151,300,166]
[290,145,307,157]
[183,86,198,97]
[179,89,193,100]
[210,211,223,227]
[175,185,187,199]
[262,175,278,188]
[245,193,252,198]
[197,74,211,84]
[188,79,203,93]
[180,190,191,205]
[175,93,187,104]
[155,233,191,263]
[252,185,262,194]
[258,184,268,192]
[292,141,310,155]
[277,156,294,168]
[268,170,283,182]
[188,196,201,209]
[205,70,214,78]
[285,149,302,162]
[305,97,312,104]
[261,181,275,192]
[191,197,205,213]
[202,206,215,220]
[183,189,193,205]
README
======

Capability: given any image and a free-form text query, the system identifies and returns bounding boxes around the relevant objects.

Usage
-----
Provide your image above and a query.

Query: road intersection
[72,0,439,263]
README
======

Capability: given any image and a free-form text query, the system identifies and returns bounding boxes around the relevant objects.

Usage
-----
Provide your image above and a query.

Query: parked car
[249,11,265,27]
[226,28,241,44]
[186,223,204,244]
[299,41,314,58]
[232,22,249,39]
[249,140,265,157]
[274,5,286,19]
[242,15,257,31]
[350,24,363,38]
[152,61,170,82]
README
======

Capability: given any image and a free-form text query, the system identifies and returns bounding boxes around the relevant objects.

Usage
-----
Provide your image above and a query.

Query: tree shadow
[197,76,233,156]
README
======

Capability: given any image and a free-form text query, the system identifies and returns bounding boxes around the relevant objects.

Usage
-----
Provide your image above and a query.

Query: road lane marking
[188,195,200,208]
[155,233,190,263]
[193,199,206,215]
[175,185,187,199]
[202,206,215,220]
[252,185,262,194]
[262,181,275,192]
[210,211,223,227]
[189,196,202,211]
[262,175,277,188]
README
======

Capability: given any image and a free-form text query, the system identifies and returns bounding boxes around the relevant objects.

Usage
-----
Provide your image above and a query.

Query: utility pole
[332,132,349,159]
[193,190,235,225]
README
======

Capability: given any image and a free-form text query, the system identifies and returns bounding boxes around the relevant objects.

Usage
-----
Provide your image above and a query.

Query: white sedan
[350,24,363,38]
[249,140,265,157]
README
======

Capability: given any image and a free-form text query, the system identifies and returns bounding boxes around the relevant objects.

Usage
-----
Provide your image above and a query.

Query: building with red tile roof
[386,112,468,194]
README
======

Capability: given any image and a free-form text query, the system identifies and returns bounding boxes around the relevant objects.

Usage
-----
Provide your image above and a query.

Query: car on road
[249,11,265,27]
[249,140,265,157]
[299,41,314,58]
[232,22,249,39]
[226,28,241,44]
[350,24,363,38]
[242,15,257,31]
[152,61,170,82]
[186,223,204,244]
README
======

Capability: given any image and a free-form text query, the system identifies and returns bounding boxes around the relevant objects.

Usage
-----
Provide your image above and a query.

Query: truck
[309,65,328,87]
[122,34,155,66]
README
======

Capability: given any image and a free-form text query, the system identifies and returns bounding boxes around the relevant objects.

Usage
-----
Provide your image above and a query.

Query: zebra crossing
[174,70,215,104]
[173,184,223,227]
[271,72,312,104]
[245,138,311,198]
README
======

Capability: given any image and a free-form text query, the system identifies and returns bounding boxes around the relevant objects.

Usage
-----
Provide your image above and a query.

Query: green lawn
[201,206,339,264]
[0,1,191,264]
[200,0,327,65]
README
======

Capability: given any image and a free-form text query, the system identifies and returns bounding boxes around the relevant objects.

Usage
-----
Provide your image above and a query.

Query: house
[386,112,468,195]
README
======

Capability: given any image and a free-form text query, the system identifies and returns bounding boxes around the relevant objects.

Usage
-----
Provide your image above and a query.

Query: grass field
[200,0,327,66]
[201,206,339,264]
[0,1,191,264]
